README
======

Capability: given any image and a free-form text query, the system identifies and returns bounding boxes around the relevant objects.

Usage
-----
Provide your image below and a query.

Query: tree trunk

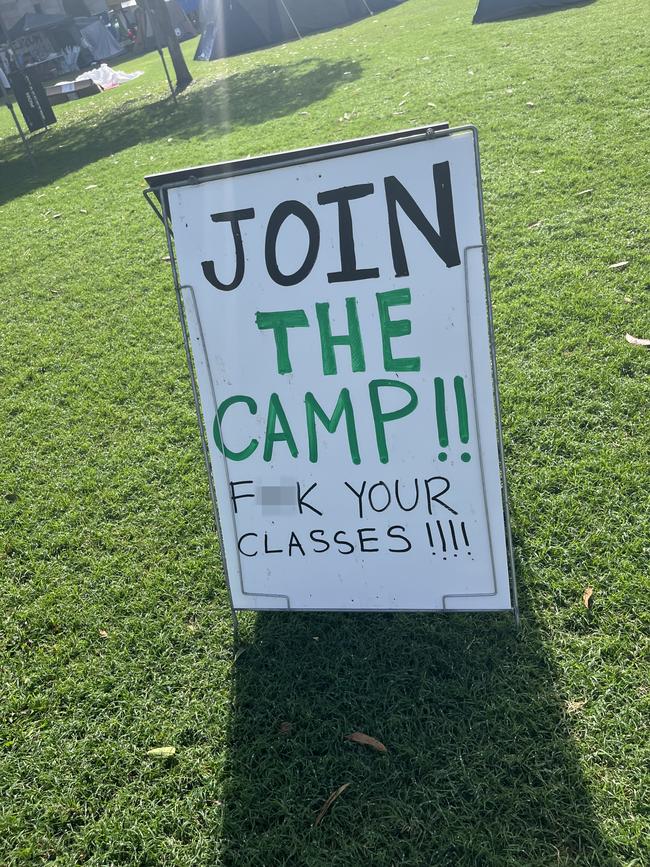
[143,0,193,92]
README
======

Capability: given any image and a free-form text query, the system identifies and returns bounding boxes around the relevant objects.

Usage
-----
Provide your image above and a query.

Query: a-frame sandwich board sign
[145,124,518,627]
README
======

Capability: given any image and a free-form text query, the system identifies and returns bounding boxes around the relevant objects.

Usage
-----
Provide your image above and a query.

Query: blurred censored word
[147,126,515,613]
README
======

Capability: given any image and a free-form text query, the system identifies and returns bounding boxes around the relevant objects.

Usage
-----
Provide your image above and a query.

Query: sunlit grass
[1,0,648,864]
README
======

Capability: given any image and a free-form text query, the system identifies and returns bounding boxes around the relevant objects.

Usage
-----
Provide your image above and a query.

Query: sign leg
[0,79,36,169]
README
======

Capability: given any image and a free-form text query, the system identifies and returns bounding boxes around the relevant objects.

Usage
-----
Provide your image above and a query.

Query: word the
[256,289,420,376]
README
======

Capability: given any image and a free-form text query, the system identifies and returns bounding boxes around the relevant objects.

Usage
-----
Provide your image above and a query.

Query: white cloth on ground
[56,64,144,91]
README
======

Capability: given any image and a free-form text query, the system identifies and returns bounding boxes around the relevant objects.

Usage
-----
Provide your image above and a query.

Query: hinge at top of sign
[426,124,451,139]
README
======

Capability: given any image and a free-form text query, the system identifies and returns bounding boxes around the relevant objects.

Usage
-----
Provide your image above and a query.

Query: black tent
[8,13,71,40]
[7,13,122,65]
[195,0,406,62]
[473,0,593,24]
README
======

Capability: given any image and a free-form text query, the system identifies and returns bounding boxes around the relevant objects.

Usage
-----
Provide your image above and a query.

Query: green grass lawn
[1,0,649,863]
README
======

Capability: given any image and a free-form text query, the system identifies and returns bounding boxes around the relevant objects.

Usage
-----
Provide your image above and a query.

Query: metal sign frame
[144,123,519,640]
[0,75,36,168]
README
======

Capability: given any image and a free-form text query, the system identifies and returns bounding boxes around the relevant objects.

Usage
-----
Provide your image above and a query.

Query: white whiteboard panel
[164,128,513,611]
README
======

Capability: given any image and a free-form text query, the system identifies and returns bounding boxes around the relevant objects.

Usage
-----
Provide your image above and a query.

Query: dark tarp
[178,0,200,13]
[283,0,369,37]
[195,0,406,61]
[473,0,593,24]
[366,0,406,9]
[8,13,71,40]
[166,0,197,39]
[134,0,196,51]
[195,0,284,59]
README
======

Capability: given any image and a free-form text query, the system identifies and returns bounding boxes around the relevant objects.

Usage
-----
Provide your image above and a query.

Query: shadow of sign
[0,58,362,207]
[219,601,610,865]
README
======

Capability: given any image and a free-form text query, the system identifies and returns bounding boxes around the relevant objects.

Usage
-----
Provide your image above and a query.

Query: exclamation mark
[460,521,472,556]
[436,519,447,560]
[434,377,448,462]
[426,521,436,555]
[448,519,459,557]
[454,376,471,462]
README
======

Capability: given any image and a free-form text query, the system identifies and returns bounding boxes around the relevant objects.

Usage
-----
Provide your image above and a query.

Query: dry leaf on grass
[582,587,594,608]
[98,629,109,639]
[344,731,387,753]
[566,699,587,714]
[146,746,176,758]
[528,220,543,229]
[526,101,535,107]
[609,261,629,271]
[625,334,650,347]
[279,721,292,734]
[314,783,350,826]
